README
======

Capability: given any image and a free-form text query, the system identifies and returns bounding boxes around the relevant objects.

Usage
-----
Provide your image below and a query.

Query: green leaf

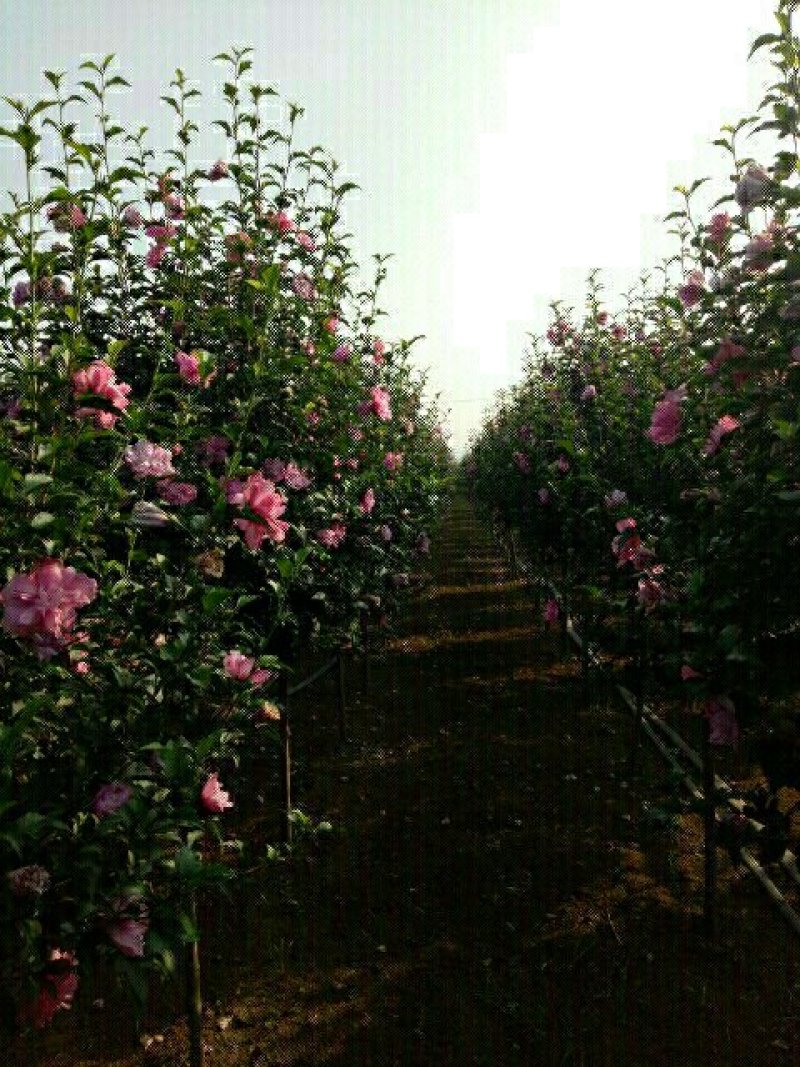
[30,511,55,528]
[201,587,234,614]
[23,472,53,492]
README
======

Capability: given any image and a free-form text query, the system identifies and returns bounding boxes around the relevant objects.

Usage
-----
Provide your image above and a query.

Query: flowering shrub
[0,47,449,1034]
[467,1,800,759]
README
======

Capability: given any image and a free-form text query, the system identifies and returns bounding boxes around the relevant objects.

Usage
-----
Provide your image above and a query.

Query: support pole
[279,669,292,846]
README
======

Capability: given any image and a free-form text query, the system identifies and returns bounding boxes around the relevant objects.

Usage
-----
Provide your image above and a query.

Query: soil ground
[9,492,800,1066]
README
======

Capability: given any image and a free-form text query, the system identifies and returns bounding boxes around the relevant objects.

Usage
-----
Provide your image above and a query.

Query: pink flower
[580,384,597,401]
[224,230,252,264]
[269,210,295,234]
[224,650,255,680]
[702,414,740,457]
[146,242,167,268]
[556,455,570,473]
[360,488,376,514]
[380,524,393,542]
[124,440,176,478]
[12,279,30,306]
[735,163,770,213]
[324,316,339,334]
[703,337,746,377]
[292,273,316,301]
[92,782,133,817]
[107,917,148,958]
[604,489,627,508]
[73,361,132,411]
[680,664,702,681]
[705,696,739,747]
[743,231,774,273]
[373,338,386,365]
[538,487,550,505]
[647,384,687,445]
[317,522,347,548]
[29,949,79,1028]
[163,192,184,220]
[678,270,705,308]
[611,324,626,341]
[616,517,637,533]
[237,474,289,542]
[208,159,229,181]
[121,205,144,228]
[250,668,275,688]
[75,406,119,430]
[707,212,731,246]
[156,479,197,505]
[201,773,233,813]
[332,343,351,363]
[348,425,365,443]
[370,386,392,421]
[8,865,50,897]
[295,230,315,251]
[200,435,231,465]
[513,451,531,474]
[543,598,560,624]
[383,452,404,473]
[263,458,288,482]
[637,574,664,612]
[283,462,312,490]
[174,350,201,385]
[1,560,97,646]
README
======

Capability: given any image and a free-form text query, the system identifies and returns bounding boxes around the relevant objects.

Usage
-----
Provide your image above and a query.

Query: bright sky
[0,0,780,454]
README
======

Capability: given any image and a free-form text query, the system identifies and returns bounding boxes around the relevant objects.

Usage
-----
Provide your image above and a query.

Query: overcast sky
[0,0,780,453]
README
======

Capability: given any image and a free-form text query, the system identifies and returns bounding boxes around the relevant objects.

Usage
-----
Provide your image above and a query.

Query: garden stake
[701,714,717,941]
[337,647,347,743]
[279,670,292,846]
[185,893,205,1067]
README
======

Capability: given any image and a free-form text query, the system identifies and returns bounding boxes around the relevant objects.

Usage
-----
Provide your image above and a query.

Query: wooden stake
[279,670,292,846]
[185,894,204,1067]
[702,714,717,941]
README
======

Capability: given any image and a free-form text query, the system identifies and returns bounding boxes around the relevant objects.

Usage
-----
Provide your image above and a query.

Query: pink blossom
[174,350,202,385]
[208,159,229,181]
[680,664,702,681]
[13,280,31,306]
[373,338,386,365]
[556,455,570,473]
[611,324,627,341]
[124,440,176,478]
[637,574,664,612]
[360,488,376,514]
[383,452,404,473]
[224,230,252,264]
[1,560,97,646]
[237,473,289,543]
[75,407,119,430]
[580,384,597,401]
[324,316,339,334]
[224,650,255,680]
[29,949,78,1029]
[370,386,392,421]
[543,598,560,624]
[250,668,275,687]
[647,384,687,445]
[702,414,741,457]
[332,343,351,363]
[705,696,739,747]
[92,782,133,817]
[380,525,393,542]
[163,192,184,220]
[348,424,365,443]
[269,210,295,234]
[8,865,50,897]
[317,522,347,548]
[156,479,197,505]
[703,337,746,377]
[616,517,637,533]
[146,242,167,268]
[201,772,233,813]
[283,462,312,489]
[262,458,288,482]
[295,230,315,251]
[121,205,144,228]
[200,435,231,465]
[292,273,316,301]
[513,451,531,474]
[604,489,627,508]
[73,360,132,414]
[538,488,550,505]
[707,212,731,246]
[107,917,148,958]
[678,271,705,309]
[735,163,770,213]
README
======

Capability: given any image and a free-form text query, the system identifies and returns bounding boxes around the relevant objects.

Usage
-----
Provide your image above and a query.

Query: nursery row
[0,47,450,1050]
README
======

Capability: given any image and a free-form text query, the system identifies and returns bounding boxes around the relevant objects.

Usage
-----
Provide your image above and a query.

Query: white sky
[0,0,781,453]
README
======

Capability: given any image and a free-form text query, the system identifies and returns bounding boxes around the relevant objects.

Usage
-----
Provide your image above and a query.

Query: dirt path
[16,493,800,1066]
